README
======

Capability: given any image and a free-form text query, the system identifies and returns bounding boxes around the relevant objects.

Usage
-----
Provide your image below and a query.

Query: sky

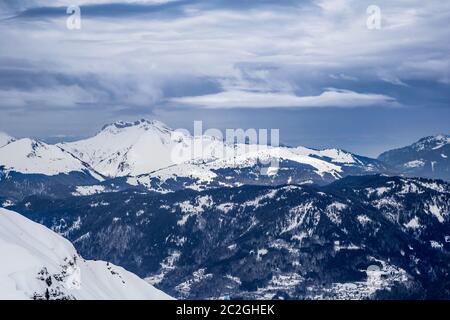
[0,0,449,157]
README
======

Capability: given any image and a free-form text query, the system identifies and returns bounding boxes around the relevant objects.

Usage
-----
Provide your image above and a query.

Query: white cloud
[171,89,397,109]
[0,0,448,112]
[377,71,408,86]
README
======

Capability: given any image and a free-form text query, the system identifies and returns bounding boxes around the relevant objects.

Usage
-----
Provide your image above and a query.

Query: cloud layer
[0,0,448,110]
[172,89,398,108]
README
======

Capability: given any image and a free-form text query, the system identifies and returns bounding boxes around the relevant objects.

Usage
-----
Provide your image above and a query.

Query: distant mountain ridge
[0,121,448,203]
[59,119,384,180]
[0,136,104,203]
[0,119,390,201]
[378,134,450,181]
[0,138,102,178]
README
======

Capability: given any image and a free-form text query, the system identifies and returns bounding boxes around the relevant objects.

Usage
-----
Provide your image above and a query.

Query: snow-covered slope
[128,146,341,190]
[211,145,372,176]
[127,142,386,191]
[378,134,450,181]
[0,132,14,148]
[409,134,450,151]
[0,208,172,300]
[0,120,390,200]
[59,119,230,177]
[60,119,384,183]
[0,138,102,178]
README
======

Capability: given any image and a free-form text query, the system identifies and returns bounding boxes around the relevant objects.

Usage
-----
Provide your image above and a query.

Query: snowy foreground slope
[0,208,172,300]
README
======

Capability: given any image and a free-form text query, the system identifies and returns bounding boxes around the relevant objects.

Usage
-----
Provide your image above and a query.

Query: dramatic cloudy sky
[0,0,449,156]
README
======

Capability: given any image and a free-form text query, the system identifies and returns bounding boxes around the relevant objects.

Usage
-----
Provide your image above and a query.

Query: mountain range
[11,175,450,299]
[1,119,447,204]
[0,120,449,300]
[379,134,450,181]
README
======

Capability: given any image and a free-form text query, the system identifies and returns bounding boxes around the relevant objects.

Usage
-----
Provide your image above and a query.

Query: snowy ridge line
[58,119,380,178]
[4,120,447,187]
[56,144,106,182]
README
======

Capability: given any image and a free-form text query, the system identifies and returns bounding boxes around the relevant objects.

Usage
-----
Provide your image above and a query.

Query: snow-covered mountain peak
[60,119,227,177]
[60,120,175,177]
[58,119,388,179]
[0,132,14,148]
[0,208,172,300]
[100,119,172,136]
[378,134,450,181]
[291,146,361,165]
[0,138,95,176]
[412,134,450,151]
